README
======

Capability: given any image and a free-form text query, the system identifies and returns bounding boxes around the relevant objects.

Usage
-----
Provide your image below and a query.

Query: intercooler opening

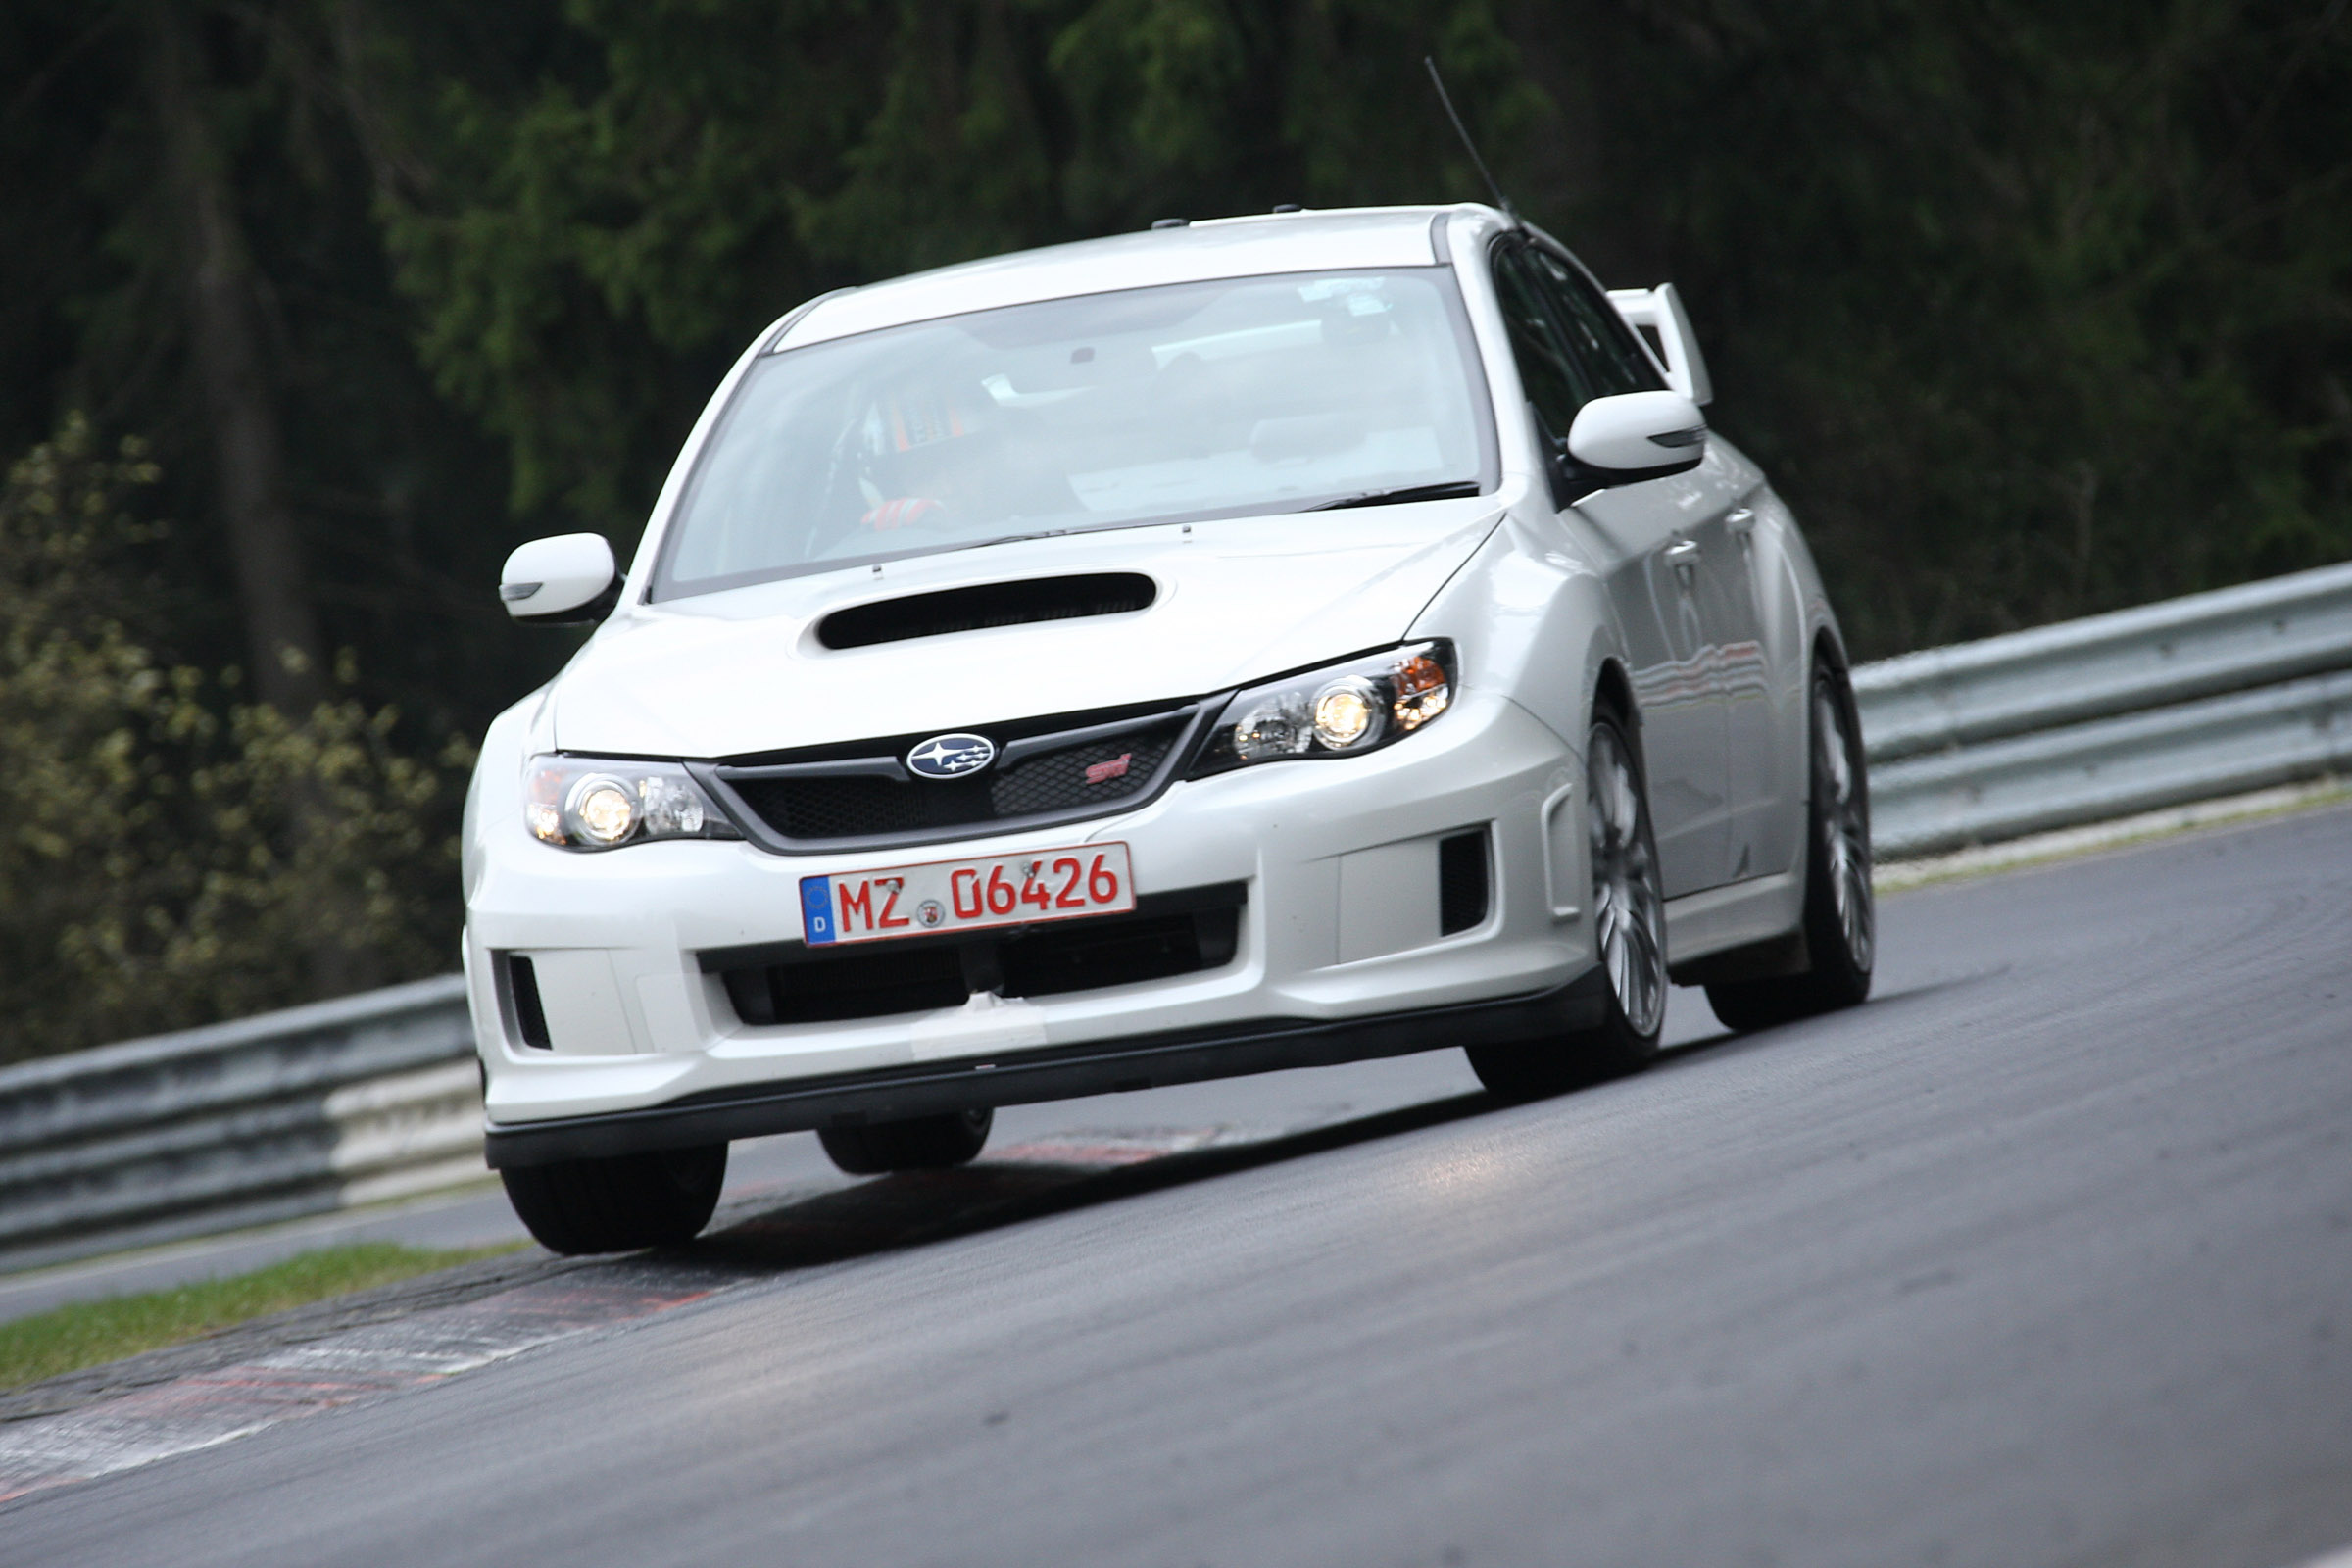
[710,884,1245,1027]
[723,943,969,1027]
[815,572,1156,651]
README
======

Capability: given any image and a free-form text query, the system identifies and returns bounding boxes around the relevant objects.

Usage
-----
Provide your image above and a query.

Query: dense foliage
[0,421,464,1061]
[0,0,2344,1054]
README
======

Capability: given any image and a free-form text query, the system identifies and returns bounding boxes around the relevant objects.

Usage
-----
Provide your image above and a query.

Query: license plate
[800,843,1135,946]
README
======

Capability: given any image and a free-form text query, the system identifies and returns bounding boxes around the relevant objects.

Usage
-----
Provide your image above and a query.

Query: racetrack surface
[8,806,2350,1567]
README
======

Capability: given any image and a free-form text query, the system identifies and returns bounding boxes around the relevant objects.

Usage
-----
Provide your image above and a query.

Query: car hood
[550,501,1502,759]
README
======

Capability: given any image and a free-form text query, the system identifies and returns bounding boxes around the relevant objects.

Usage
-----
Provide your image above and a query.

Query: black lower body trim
[485,968,1609,1168]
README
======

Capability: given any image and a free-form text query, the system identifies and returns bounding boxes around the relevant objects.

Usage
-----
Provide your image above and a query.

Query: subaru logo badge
[906,732,997,780]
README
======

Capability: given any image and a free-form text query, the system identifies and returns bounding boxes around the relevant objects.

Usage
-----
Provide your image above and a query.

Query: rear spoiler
[1608,284,1712,407]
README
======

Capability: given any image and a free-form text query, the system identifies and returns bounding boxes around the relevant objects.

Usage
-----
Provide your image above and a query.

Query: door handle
[1724,507,1756,535]
[1664,536,1700,591]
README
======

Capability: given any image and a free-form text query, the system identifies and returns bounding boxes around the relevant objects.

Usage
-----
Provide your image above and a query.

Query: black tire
[500,1143,727,1255]
[1468,707,1667,1098]
[1705,666,1875,1031]
[818,1107,994,1175]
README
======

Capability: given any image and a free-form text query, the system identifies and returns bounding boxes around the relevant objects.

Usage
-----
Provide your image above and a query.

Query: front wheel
[1706,668,1875,1031]
[819,1108,994,1175]
[1469,709,1667,1098]
[500,1143,727,1255]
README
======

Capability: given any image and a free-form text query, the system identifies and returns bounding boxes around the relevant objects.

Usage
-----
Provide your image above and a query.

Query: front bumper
[486,970,1607,1167]
[465,691,1594,1141]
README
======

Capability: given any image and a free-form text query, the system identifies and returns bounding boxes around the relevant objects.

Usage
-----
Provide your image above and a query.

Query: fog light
[1311,677,1383,750]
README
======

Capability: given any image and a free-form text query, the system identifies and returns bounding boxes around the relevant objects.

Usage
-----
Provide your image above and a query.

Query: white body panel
[552,502,1501,760]
[466,205,1847,1136]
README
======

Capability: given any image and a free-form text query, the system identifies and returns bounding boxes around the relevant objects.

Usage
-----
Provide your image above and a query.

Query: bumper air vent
[708,883,1246,1027]
[1438,828,1491,935]
[699,697,1212,855]
[816,573,1155,651]
[503,954,553,1050]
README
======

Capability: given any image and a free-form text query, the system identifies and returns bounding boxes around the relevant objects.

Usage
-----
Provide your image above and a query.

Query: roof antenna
[1424,57,1518,225]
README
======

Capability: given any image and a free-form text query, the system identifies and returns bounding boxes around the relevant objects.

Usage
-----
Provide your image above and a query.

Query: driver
[857,378,1079,532]
[858,382,992,532]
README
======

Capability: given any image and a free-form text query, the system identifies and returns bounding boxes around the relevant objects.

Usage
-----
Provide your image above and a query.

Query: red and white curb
[0,1124,1256,1505]
[0,1265,733,1503]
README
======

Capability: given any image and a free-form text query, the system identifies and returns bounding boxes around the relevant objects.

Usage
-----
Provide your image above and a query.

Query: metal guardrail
[1855,561,2352,760]
[0,977,480,1272]
[1859,561,2352,858]
[2,563,2345,1272]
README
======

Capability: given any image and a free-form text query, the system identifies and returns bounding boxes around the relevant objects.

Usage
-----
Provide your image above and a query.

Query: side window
[1489,244,1591,441]
[1528,249,1666,399]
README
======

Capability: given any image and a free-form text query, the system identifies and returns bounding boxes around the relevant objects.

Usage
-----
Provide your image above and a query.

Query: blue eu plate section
[800,876,837,945]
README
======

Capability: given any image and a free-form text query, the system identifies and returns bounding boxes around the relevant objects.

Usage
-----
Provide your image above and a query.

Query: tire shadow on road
[664,963,2009,1278]
[684,1091,1499,1275]
[1651,964,2009,1073]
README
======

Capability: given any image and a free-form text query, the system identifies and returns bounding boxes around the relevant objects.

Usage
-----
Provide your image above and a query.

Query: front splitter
[485,969,1609,1168]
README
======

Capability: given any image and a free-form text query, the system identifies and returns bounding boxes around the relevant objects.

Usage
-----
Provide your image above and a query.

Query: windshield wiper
[951,527,1082,554]
[1308,480,1484,511]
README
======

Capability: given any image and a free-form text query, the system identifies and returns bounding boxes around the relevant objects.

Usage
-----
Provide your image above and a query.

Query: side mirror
[500,533,618,624]
[1565,391,1707,483]
[1606,283,1712,406]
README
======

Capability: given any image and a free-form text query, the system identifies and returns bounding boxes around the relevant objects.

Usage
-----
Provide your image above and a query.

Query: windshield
[651,267,1496,600]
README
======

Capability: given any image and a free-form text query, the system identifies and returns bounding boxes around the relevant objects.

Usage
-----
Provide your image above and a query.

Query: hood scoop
[816,572,1157,651]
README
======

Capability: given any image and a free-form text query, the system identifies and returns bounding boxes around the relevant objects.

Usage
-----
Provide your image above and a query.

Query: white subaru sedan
[466,204,1874,1253]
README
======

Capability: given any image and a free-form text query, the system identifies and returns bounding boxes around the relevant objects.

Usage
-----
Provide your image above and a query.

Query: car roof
[775,204,1501,350]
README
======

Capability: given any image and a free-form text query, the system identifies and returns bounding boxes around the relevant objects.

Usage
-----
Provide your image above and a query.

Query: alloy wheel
[1814,685,1875,973]
[1589,722,1668,1037]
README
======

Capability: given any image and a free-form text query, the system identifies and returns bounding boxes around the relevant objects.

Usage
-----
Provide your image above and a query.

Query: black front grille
[990,725,1180,818]
[709,884,1246,1027]
[705,700,1206,854]
[728,771,943,841]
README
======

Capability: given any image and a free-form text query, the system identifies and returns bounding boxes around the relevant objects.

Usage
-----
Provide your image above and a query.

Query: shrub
[0,417,467,1064]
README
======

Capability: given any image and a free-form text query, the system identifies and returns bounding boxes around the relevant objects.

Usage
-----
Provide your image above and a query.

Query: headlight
[523,757,741,850]
[1191,641,1456,777]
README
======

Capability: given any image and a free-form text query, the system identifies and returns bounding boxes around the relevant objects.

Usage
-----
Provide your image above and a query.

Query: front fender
[1406,496,1629,760]
[463,691,548,905]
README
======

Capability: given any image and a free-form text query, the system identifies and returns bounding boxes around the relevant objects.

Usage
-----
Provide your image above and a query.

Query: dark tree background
[1,0,2346,1053]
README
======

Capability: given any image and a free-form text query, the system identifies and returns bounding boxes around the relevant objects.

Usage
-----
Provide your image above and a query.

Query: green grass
[0,1241,523,1393]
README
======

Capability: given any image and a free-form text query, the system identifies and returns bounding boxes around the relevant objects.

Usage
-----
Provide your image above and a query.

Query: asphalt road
[0,1012,1518,1326]
[9,806,2351,1567]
